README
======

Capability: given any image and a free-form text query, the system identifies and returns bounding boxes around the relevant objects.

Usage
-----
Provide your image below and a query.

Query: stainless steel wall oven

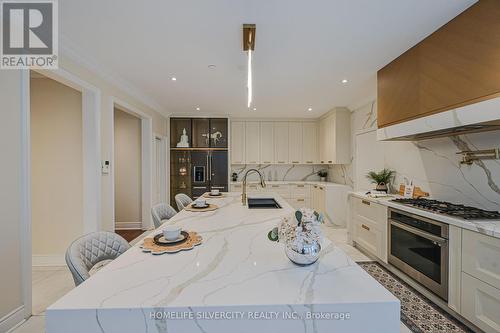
[388,208,449,301]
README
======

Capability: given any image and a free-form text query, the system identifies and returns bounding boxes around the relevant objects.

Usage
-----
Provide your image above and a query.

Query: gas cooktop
[391,198,500,220]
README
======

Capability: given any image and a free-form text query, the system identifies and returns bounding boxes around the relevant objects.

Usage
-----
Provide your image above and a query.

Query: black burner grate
[392,198,500,220]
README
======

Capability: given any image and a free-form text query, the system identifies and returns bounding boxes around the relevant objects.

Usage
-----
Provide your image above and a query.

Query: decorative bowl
[285,241,321,266]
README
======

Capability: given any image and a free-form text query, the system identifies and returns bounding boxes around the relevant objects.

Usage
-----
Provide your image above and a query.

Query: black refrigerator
[191,150,228,199]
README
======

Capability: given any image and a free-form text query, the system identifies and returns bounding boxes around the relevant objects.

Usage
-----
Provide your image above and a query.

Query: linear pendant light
[243,24,256,108]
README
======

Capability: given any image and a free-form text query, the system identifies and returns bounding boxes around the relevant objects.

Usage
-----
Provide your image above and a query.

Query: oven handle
[390,219,447,245]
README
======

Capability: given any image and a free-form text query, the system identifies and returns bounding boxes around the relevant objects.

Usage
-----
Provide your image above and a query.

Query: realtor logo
[1,0,58,69]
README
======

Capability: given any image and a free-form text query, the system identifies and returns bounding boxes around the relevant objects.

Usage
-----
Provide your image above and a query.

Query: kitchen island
[46,193,400,333]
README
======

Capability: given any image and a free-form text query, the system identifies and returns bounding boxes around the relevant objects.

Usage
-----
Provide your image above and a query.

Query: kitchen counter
[230,180,345,187]
[47,193,399,333]
[350,191,500,239]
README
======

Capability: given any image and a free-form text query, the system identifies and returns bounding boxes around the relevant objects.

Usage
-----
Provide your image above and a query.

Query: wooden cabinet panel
[288,122,303,164]
[244,122,260,164]
[377,0,500,128]
[377,46,420,127]
[274,122,289,164]
[302,122,318,164]
[260,122,274,164]
[230,121,245,164]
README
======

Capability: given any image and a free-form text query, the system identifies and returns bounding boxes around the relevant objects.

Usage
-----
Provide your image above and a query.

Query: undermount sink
[247,198,282,209]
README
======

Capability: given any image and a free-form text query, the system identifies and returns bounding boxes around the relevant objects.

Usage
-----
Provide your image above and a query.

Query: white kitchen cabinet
[462,230,500,291]
[448,225,462,314]
[288,122,303,164]
[230,121,245,164]
[350,196,388,262]
[318,108,351,164]
[245,122,260,164]
[311,184,325,214]
[461,272,500,333]
[260,122,274,164]
[302,122,318,164]
[274,122,289,164]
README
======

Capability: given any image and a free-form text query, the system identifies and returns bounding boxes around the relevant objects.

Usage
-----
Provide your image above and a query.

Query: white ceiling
[59,0,476,118]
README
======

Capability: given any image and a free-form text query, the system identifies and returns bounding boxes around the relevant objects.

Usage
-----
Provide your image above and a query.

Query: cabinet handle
[297,199,305,202]
[314,185,318,188]
[278,161,285,164]
[328,160,333,163]
[320,161,324,164]
[361,200,371,206]
[263,161,271,164]
[297,185,304,188]
[306,161,313,164]
[361,224,370,231]
[249,161,257,164]
[292,161,299,164]
[272,185,279,188]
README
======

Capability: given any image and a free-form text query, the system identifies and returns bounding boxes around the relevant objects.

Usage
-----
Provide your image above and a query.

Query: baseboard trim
[115,222,142,230]
[32,255,65,267]
[1,305,25,333]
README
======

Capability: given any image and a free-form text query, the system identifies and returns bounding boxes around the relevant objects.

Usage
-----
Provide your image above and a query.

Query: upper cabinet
[288,122,303,164]
[229,117,346,165]
[245,122,260,164]
[302,122,318,164]
[230,121,245,164]
[318,108,351,164]
[260,122,274,164]
[274,122,289,164]
[377,0,500,128]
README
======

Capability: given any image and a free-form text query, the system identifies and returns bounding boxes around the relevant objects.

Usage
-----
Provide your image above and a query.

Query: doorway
[20,69,101,321]
[111,98,153,241]
[154,135,167,205]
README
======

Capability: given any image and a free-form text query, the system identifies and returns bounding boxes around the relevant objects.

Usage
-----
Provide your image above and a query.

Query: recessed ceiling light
[196,107,200,111]
[307,107,313,112]
[171,77,177,81]
[341,79,348,84]
[208,64,216,69]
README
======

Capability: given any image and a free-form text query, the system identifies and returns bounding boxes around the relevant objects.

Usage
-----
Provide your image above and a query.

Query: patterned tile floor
[359,262,473,333]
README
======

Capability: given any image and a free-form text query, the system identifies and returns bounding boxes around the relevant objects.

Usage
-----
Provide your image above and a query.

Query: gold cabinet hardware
[306,161,313,164]
[297,185,304,188]
[297,199,305,202]
[263,161,271,164]
[292,161,299,164]
[362,224,370,231]
[328,160,333,163]
[278,161,285,164]
[361,200,371,206]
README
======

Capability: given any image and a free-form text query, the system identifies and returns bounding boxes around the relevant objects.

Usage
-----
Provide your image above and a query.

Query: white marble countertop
[350,191,500,239]
[47,193,399,333]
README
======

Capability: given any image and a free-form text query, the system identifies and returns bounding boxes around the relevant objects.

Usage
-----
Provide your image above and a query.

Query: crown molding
[59,35,166,116]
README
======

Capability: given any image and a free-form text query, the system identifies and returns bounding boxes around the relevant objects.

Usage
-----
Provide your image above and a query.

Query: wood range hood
[376,0,500,141]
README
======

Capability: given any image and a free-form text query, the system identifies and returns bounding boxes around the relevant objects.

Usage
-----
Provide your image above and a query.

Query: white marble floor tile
[10,315,45,333]
[32,266,74,315]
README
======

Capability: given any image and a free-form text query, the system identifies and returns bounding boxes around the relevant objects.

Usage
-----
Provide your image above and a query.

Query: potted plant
[317,169,328,182]
[366,168,395,192]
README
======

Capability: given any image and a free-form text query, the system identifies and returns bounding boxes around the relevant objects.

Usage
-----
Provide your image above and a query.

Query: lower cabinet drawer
[265,184,290,197]
[353,217,384,260]
[288,197,311,210]
[462,230,500,290]
[352,197,387,230]
[289,183,311,198]
[461,272,500,333]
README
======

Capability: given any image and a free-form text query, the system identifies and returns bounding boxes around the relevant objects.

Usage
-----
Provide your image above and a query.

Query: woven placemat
[184,203,219,212]
[141,231,202,254]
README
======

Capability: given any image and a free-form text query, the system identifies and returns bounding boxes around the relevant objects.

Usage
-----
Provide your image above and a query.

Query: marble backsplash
[231,164,328,182]
[329,100,500,211]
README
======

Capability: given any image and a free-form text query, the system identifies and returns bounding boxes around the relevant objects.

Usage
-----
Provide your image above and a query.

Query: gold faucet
[241,169,266,205]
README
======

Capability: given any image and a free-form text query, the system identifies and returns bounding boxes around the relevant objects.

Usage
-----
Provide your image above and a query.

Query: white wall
[331,100,500,211]
[0,71,25,329]
[39,55,168,232]
[114,108,142,226]
[30,77,84,262]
